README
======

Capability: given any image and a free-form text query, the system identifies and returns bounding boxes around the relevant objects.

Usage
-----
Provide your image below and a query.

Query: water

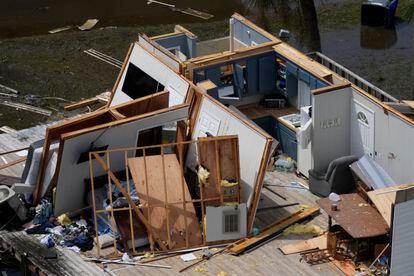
[0,0,243,39]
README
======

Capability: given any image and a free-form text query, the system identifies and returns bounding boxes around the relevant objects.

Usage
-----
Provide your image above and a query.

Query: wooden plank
[228,207,320,255]
[279,233,327,255]
[64,97,99,111]
[0,101,52,116]
[128,154,203,249]
[273,43,333,79]
[403,100,414,110]
[92,153,168,251]
[0,156,26,171]
[367,190,396,227]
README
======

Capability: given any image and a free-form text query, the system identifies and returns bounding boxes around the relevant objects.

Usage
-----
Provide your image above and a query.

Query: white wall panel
[187,97,267,208]
[54,106,189,215]
[110,43,188,107]
[312,87,351,171]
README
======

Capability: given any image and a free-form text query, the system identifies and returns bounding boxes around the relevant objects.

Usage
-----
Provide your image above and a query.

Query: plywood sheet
[197,136,240,206]
[128,154,202,249]
[280,233,327,255]
[367,190,396,227]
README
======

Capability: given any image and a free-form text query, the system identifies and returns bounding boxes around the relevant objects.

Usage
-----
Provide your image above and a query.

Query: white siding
[110,43,189,107]
[312,87,352,171]
[187,97,268,208]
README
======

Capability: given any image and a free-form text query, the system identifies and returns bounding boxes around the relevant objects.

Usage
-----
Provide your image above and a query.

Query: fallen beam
[227,207,320,255]
[0,157,27,171]
[0,84,19,94]
[0,126,17,134]
[0,101,52,116]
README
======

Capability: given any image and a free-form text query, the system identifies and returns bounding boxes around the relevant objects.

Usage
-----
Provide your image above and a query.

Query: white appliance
[297,106,313,177]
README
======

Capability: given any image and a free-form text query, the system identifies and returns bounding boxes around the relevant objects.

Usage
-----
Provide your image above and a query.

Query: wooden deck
[0,124,343,275]
[0,170,343,275]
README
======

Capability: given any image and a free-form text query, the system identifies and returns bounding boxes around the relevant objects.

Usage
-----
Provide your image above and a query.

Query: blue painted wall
[155,33,197,58]
[232,17,272,46]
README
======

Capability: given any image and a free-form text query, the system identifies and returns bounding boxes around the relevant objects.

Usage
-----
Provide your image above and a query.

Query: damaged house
[0,13,413,275]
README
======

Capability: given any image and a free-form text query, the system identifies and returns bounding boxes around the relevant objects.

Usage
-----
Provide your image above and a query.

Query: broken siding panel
[391,198,414,275]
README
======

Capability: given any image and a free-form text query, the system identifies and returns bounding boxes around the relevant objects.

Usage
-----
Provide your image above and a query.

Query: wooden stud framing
[89,137,240,256]
[92,152,168,251]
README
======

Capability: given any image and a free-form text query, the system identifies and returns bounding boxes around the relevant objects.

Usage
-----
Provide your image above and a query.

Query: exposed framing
[89,136,241,256]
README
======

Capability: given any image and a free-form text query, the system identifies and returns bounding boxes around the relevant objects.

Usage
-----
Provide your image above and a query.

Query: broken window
[122,63,165,99]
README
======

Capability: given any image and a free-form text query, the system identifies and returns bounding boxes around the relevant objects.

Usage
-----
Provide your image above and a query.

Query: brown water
[0,0,243,38]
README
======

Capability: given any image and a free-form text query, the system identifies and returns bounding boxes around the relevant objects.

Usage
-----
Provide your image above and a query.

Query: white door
[351,100,375,158]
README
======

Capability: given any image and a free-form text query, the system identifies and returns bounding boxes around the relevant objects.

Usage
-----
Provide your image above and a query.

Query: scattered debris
[0,100,52,116]
[278,29,290,39]
[84,49,122,68]
[194,266,207,273]
[180,253,198,262]
[48,25,73,34]
[0,83,19,94]
[0,126,17,134]
[179,8,214,20]
[228,207,320,255]
[64,91,110,111]
[280,233,328,255]
[147,0,175,8]
[282,223,322,236]
[78,19,99,31]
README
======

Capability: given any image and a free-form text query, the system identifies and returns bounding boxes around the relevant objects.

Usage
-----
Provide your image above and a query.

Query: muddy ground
[0,0,413,129]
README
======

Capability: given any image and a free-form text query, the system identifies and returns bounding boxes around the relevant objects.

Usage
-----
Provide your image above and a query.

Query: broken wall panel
[54,104,189,215]
[187,93,272,230]
[197,136,240,206]
[34,92,171,203]
[109,43,190,107]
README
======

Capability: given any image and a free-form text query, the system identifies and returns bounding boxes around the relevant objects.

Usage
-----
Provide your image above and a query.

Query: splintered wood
[128,153,203,250]
[197,136,240,206]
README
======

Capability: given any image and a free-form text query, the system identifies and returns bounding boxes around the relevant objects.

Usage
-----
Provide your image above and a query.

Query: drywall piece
[205,203,247,242]
[391,198,414,275]
[128,154,203,249]
[197,136,240,206]
[110,43,189,107]
[54,105,189,215]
